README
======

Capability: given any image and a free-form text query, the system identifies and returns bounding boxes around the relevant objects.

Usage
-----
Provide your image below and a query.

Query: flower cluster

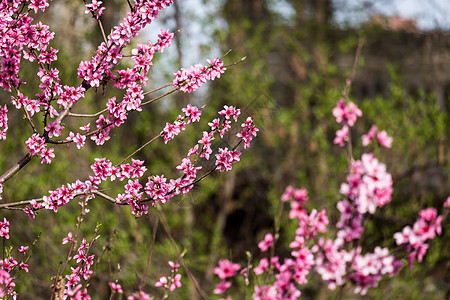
[155,261,182,293]
[78,0,173,88]
[332,99,362,147]
[213,259,241,295]
[313,240,402,295]
[25,134,55,164]
[0,105,7,140]
[84,0,105,19]
[0,218,10,239]
[63,237,95,299]
[1,0,54,92]
[213,187,328,299]
[336,153,393,245]
[162,104,202,144]
[173,58,226,93]
[0,221,31,299]
[394,207,443,268]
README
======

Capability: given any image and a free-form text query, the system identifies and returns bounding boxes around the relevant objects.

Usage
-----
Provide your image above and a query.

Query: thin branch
[68,110,106,118]
[22,106,38,134]
[156,206,209,300]
[141,89,177,106]
[139,217,158,291]
[97,19,107,44]
[116,134,160,166]
[0,153,33,184]
[224,56,246,68]
[142,83,172,96]
[343,38,364,163]
[92,190,120,204]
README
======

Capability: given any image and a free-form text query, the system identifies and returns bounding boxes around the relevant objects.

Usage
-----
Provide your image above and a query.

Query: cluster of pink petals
[0,223,30,298]
[162,104,202,144]
[25,133,55,164]
[340,153,393,215]
[78,1,173,88]
[444,196,450,209]
[64,237,95,298]
[362,125,393,148]
[173,58,226,93]
[213,259,241,295]
[313,239,402,295]
[0,218,10,239]
[0,257,18,299]
[1,1,54,92]
[215,148,241,172]
[258,233,274,252]
[394,207,443,268]
[333,125,349,147]
[332,100,362,147]
[84,0,105,19]
[236,117,259,149]
[332,99,362,126]
[128,290,151,300]
[108,282,123,294]
[0,105,7,140]
[155,261,182,292]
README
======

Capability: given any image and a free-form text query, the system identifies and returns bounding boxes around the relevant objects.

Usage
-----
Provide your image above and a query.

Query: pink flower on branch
[0,218,10,239]
[173,58,226,93]
[108,282,123,294]
[332,99,362,127]
[258,233,274,252]
[334,125,349,147]
[214,259,241,280]
[85,0,105,19]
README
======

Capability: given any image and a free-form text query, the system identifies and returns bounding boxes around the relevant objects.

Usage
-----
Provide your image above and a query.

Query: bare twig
[116,134,160,166]
[156,206,209,300]
[138,217,159,290]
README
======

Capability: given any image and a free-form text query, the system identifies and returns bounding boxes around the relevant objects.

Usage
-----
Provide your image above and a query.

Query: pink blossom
[362,125,377,146]
[0,105,8,140]
[168,261,180,272]
[173,58,226,93]
[155,276,168,287]
[444,196,450,209]
[18,246,29,253]
[182,104,202,124]
[215,147,241,172]
[334,125,349,147]
[73,133,86,149]
[23,206,35,219]
[332,100,362,126]
[45,120,64,138]
[127,291,150,300]
[281,185,295,202]
[108,282,123,294]
[0,218,10,239]
[258,233,274,252]
[236,117,258,149]
[40,147,55,164]
[377,130,393,148]
[214,259,241,280]
[62,232,73,245]
[169,273,182,291]
[254,258,269,276]
[213,280,231,294]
